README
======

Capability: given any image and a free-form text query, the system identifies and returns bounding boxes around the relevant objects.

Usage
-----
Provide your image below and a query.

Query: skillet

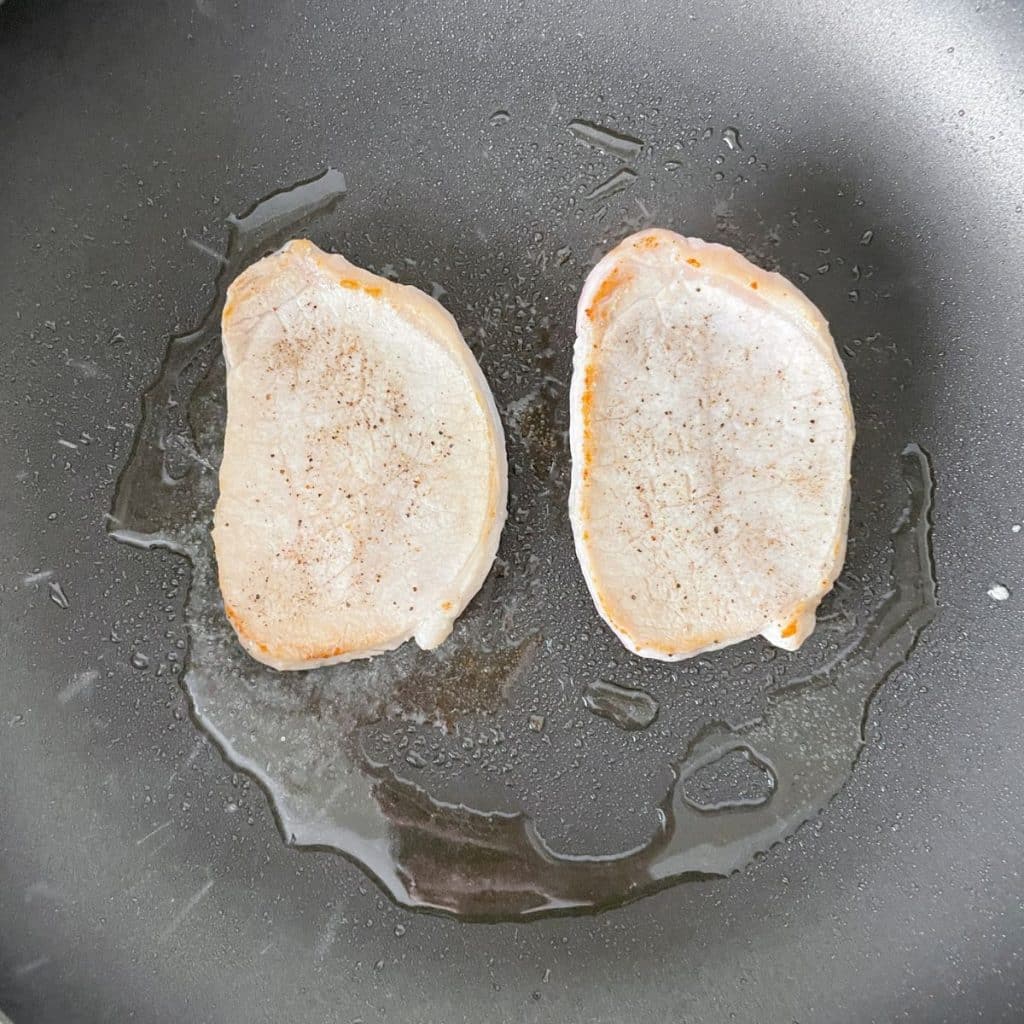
[2,0,1023,1020]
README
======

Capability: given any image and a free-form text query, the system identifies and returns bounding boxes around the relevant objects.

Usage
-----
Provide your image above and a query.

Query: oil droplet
[987,583,1011,601]
[131,652,150,670]
[567,119,643,161]
[48,580,70,609]
[713,171,725,181]
[489,110,511,126]
[681,747,774,810]
[582,680,659,730]
[663,160,682,171]
[721,127,742,150]
[860,229,874,245]
[584,168,638,201]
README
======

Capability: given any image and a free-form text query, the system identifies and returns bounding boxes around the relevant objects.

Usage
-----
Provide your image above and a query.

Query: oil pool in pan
[109,168,936,919]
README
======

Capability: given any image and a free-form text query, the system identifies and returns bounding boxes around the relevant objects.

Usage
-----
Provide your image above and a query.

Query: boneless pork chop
[570,229,854,660]
[213,240,507,670]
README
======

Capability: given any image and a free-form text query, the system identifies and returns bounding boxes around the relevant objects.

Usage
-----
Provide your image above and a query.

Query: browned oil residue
[381,636,540,728]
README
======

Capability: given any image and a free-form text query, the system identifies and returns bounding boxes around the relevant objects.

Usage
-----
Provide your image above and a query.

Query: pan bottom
[108,171,937,919]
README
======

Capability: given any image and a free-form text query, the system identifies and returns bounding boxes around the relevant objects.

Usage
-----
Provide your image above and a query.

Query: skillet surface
[2,0,1023,1020]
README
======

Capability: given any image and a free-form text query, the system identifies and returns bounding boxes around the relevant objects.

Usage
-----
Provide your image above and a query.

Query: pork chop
[213,239,507,670]
[569,228,854,660]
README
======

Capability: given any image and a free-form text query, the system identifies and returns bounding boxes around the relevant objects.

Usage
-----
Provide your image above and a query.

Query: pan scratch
[313,908,345,964]
[160,879,215,942]
[186,236,228,265]
[136,819,173,846]
[58,669,100,704]
[14,956,51,977]
[168,737,208,784]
